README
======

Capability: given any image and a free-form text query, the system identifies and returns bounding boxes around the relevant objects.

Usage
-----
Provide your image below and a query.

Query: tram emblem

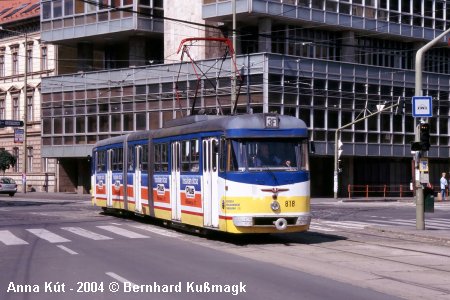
[157,184,165,196]
[114,180,121,191]
[98,180,104,190]
[185,185,195,198]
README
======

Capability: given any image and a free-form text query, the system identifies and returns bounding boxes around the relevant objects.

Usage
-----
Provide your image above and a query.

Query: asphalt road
[1,194,450,300]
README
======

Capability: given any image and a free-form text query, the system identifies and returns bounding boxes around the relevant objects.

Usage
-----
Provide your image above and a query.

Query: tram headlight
[270,201,280,211]
[233,216,253,227]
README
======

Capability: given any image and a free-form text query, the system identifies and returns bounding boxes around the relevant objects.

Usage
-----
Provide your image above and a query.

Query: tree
[0,149,16,174]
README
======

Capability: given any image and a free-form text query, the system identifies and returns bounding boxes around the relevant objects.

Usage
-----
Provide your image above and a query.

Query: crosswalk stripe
[126,224,182,238]
[430,218,450,223]
[320,220,367,229]
[61,227,112,240]
[97,225,149,239]
[26,229,71,243]
[57,245,78,255]
[309,225,336,232]
[364,219,450,230]
[0,230,28,245]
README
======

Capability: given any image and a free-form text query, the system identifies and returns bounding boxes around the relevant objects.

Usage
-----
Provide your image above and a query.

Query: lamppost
[333,102,401,199]
[0,27,28,193]
[414,27,450,230]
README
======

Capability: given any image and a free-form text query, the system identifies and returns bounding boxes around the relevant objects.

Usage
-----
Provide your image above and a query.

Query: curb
[369,225,450,244]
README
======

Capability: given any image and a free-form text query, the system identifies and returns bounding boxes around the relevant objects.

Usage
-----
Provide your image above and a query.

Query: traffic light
[419,123,430,151]
[395,99,405,115]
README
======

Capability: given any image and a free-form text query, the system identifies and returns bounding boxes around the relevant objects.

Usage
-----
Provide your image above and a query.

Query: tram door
[170,142,182,221]
[106,149,113,207]
[134,146,142,213]
[202,138,219,227]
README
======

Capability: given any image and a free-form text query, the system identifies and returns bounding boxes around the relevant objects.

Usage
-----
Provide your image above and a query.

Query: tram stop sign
[0,120,24,128]
[412,96,432,117]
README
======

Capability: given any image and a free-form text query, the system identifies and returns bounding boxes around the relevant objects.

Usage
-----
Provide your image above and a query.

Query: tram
[91,113,312,234]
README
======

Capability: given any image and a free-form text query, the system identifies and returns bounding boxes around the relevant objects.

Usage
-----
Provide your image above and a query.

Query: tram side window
[298,140,310,171]
[154,143,168,172]
[127,146,134,171]
[141,145,148,172]
[96,150,106,172]
[112,148,123,171]
[228,140,245,172]
[181,139,199,172]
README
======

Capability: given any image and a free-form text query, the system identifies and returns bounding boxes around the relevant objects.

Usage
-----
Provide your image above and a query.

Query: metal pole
[333,130,339,199]
[414,27,450,230]
[231,0,237,113]
[23,32,28,193]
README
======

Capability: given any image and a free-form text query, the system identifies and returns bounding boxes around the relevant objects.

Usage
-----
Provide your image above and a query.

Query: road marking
[126,224,181,238]
[0,208,10,211]
[97,226,149,239]
[309,225,336,232]
[61,227,112,240]
[368,219,450,230]
[105,272,137,286]
[0,230,29,245]
[57,245,78,255]
[26,229,71,243]
[320,220,367,229]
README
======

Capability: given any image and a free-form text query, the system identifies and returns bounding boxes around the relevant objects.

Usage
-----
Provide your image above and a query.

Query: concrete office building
[0,0,56,192]
[40,0,450,196]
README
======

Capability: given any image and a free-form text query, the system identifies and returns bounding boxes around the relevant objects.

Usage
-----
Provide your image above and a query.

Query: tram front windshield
[228,139,309,172]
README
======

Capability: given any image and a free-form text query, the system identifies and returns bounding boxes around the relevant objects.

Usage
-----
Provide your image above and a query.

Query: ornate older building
[0,0,56,192]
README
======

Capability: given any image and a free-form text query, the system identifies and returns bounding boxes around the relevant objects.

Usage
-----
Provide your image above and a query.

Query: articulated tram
[91,113,311,234]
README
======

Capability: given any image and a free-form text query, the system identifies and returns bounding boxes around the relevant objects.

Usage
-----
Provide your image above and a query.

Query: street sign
[0,119,24,127]
[14,128,24,143]
[412,96,432,117]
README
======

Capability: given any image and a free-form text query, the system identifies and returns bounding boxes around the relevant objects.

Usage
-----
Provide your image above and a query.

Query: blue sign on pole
[412,96,432,117]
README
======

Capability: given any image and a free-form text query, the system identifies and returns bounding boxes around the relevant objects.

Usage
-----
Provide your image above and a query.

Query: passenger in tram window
[255,144,281,167]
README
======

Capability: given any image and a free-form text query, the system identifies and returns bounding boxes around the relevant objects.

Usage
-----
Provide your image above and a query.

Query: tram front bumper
[232,214,311,228]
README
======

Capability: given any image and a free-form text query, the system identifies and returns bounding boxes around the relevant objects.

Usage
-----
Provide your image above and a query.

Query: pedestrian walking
[440,172,448,201]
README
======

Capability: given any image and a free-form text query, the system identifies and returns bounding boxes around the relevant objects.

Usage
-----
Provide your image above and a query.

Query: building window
[0,96,5,119]
[53,0,63,17]
[27,147,33,173]
[41,158,48,173]
[75,0,85,14]
[13,147,19,172]
[42,1,52,19]
[26,45,33,73]
[11,48,19,75]
[41,46,48,71]
[12,96,20,120]
[0,53,4,77]
[27,95,33,122]
[64,0,74,15]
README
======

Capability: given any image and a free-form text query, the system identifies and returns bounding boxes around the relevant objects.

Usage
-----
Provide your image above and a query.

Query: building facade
[40,0,450,196]
[0,0,56,192]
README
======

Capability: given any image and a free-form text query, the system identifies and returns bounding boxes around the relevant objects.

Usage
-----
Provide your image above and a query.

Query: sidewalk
[312,196,450,244]
[7,191,91,202]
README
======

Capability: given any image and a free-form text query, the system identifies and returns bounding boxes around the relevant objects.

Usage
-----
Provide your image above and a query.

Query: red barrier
[347,184,415,199]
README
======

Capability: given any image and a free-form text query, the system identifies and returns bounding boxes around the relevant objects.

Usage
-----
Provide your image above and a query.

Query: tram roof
[155,113,307,139]
[94,114,308,148]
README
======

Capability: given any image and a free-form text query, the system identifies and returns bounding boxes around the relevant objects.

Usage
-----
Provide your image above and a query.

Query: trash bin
[424,187,434,213]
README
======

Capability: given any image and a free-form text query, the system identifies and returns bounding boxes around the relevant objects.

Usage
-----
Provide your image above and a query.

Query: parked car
[0,177,17,197]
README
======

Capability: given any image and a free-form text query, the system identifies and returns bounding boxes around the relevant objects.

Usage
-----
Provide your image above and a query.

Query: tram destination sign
[265,114,279,129]
[0,119,24,128]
